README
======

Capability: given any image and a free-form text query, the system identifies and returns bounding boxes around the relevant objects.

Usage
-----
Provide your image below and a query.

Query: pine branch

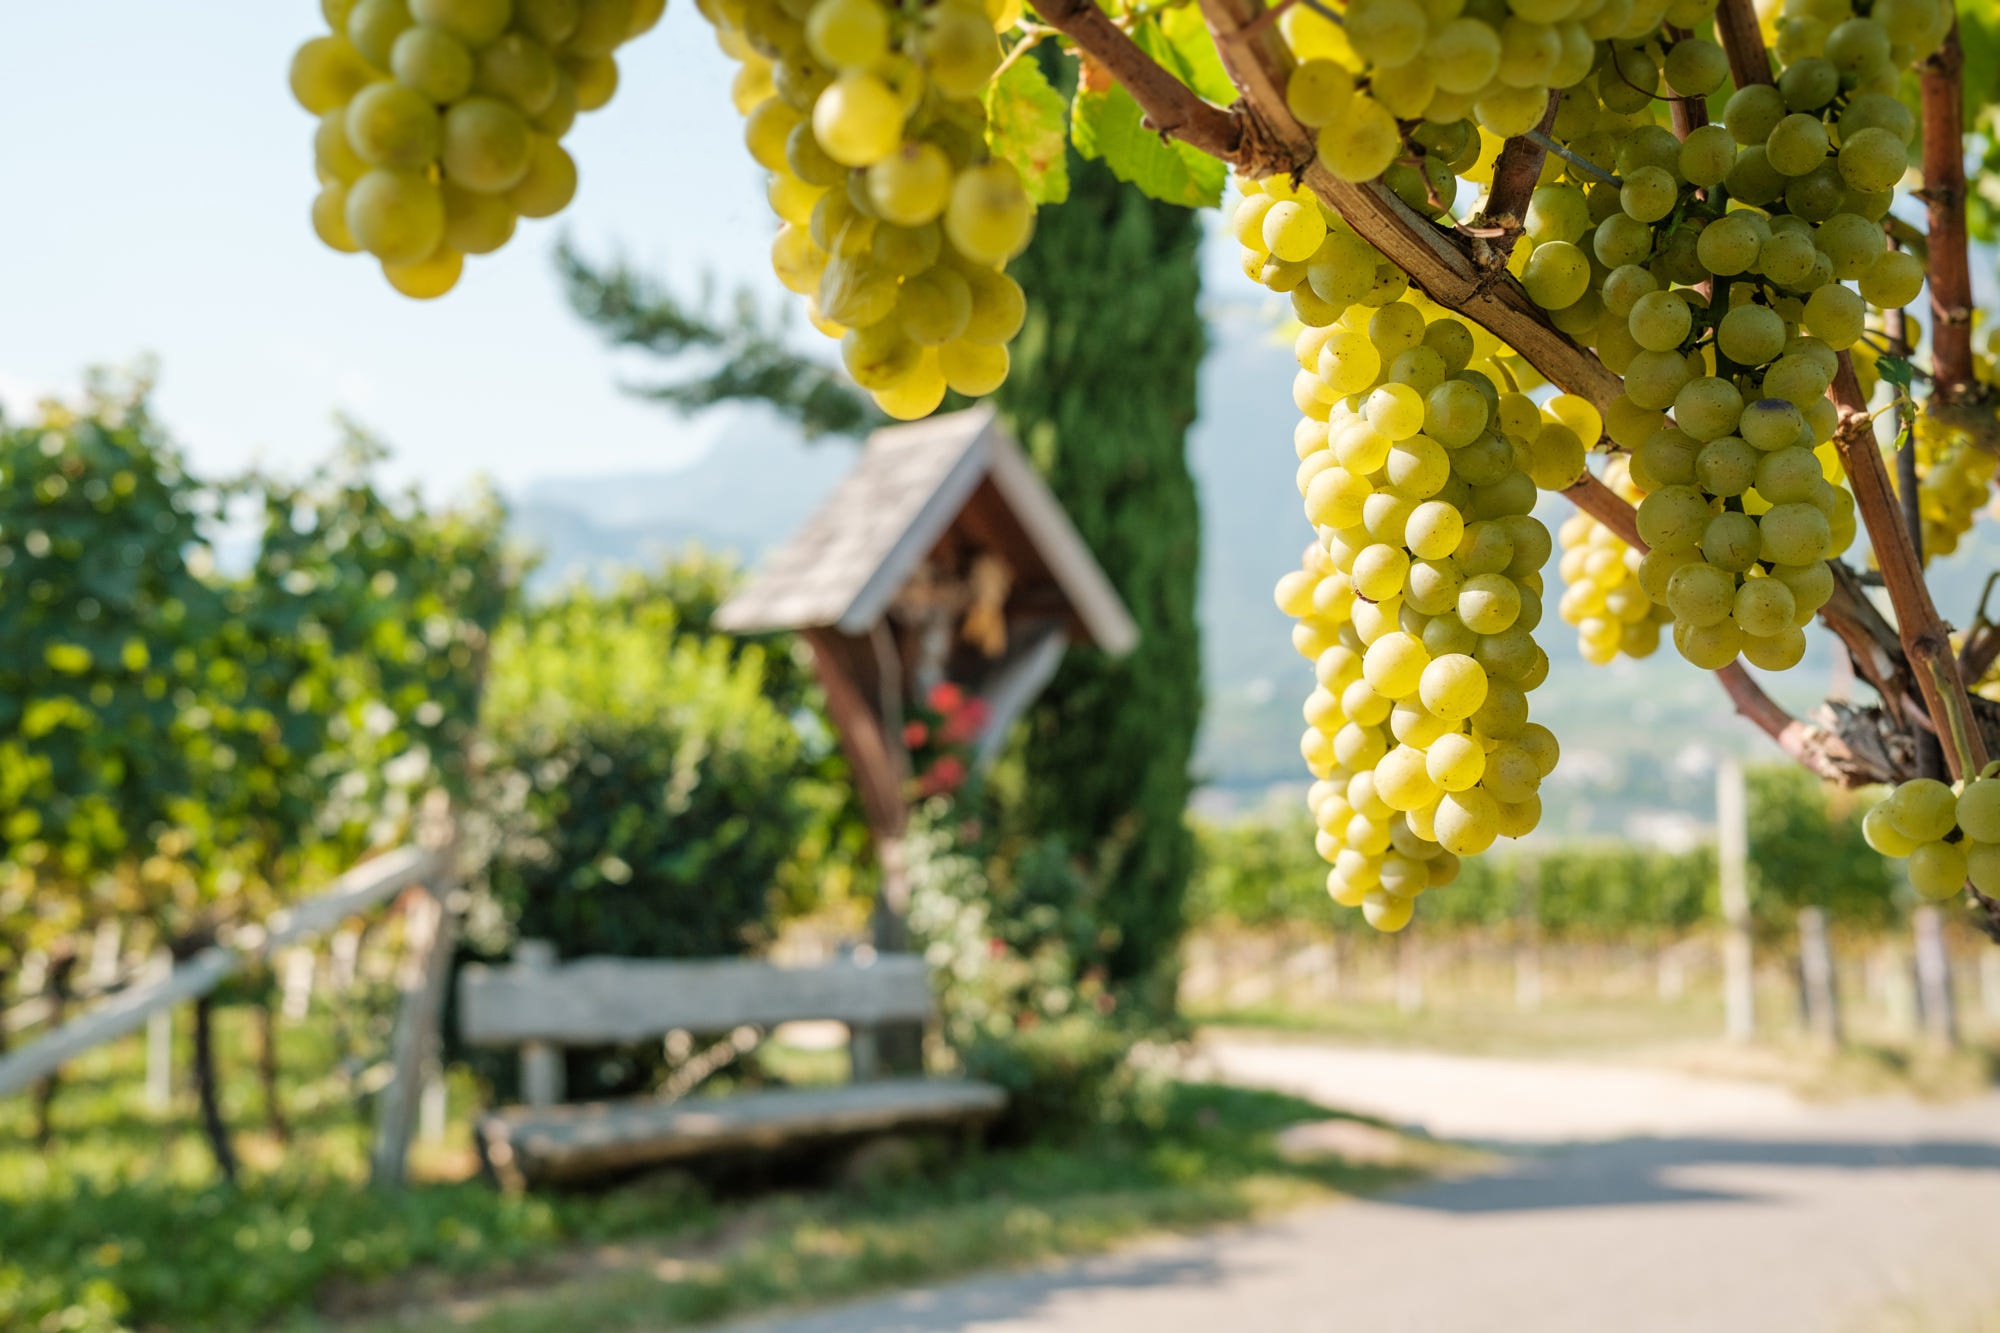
[556,240,881,440]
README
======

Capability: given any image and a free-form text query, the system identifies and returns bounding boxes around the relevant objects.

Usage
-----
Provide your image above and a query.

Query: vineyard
[10,0,2000,1326]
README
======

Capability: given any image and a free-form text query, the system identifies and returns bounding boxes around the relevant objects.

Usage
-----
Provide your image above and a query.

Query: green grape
[1624,349,1693,410]
[1801,282,1864,349]
[506,133,578,217]
[569,0,637,55]
[1887,778,1960,842]
[1863,800,1922,856]
[1665,560,1734,627]
[1815,213,1886,279]
[1839,92,1917,146]
[1593,212,1655,267]
[1352,542,1411,601]
[1755,447,1823,503]
[813,71,904,167]
[382,244,463,298]
[410,0,511,46]
[1458,572,1522,634]
[1908,840,1968,901]
[1635,427,1699,488]
[1388,437,1451,498]
[1760,230,1819,288]
[1761,353,1834,408]
[1679,124,1738,188]
[917,2,1000,97]
[1695,436,1757,496]
[442,96,532,192]
[392,26,476,101]
[349,0,415,69]
[1765,112,1830,177]
[1367,382,1427,441]
[1526,421,1586,489]
[1695,213,1760,276]
[518,0,581,43]
[1288,57,1359,123]
[1772,560,1834,621]
[1619,166,1678,224]
[874,348,948,421]
[1424,380,1489,447]
[1627,289,1690,352]
[1759,502,1835,564]
[1673,616,1743,668]
[806,0,889,70]
[1419,653,1488,721]
[1723,82,1785,145]
[872,220,941,275]
[945,161,1034,266]
[1733,577,1796,636]
[897,268,973,345]
[1602,264,1659,319]
[1526,184,1591,245]
[314,109,367,184]
[1664,35,1727,94]
[1703,510,1763,571]
[1717,303,1788,366]
[867,141,952,227]
[1859,248,1925,309]
[1725,145,1787,205]
[1676,376,1744,441]
[292,35,375,114]
[1369,300,1427,355]
[1317,96,1402,183]
[346,167,445,262]
[1421,731,1481,792]
[841,320,920,390]
[347,82,440,172]
[1264,201,1329,264]
[442,180,517,253]
[477,33,561,114]
[312,181,361,252]
[1777,55,1839,112]
[1957,778,2000,842]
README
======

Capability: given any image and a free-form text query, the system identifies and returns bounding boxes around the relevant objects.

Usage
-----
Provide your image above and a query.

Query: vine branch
[1919,19,1979,411]
[1476,91,1562,258]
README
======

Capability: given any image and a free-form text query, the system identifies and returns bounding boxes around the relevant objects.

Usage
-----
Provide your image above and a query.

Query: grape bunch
[1276,0,1710,186]
[1556,456,1669,664]
[1862,770,2000,900]
[291,0,662,298]
[1905,408,1999,562]
[1241,178,1569,933]
[694,0,1033,421]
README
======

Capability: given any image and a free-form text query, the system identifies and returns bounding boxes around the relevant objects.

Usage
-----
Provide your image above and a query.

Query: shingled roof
[714,407,1138,655]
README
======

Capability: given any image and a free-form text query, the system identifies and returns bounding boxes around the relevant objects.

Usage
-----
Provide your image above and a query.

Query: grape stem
[1712,0,1773,89]
[1918,18,1981,414]
[1474,92,1563,259]
[1031,0,1627,405]
[1829,354,1991,779]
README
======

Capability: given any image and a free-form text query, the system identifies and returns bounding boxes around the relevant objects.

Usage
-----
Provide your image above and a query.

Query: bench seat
[480,1075,1006,1186]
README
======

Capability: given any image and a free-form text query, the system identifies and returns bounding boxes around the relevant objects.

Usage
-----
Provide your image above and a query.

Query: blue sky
[0,4,860,491]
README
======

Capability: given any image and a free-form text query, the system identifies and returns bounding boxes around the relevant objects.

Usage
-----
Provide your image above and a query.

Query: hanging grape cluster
[694,0,1034,420]
[291,0,663,298]
[1556,455,1668,663]
[1244,177,1575,933]
[1862,770,2000,900]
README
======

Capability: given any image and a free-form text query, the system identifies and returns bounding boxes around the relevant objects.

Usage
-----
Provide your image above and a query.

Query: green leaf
[985,53,1070,205]
[1069,21,1227,210]
[1879,354,1914,392]
[1153,8,1237,106]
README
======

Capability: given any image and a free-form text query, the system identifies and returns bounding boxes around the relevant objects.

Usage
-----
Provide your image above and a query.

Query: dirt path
[726,1036,2000,1333]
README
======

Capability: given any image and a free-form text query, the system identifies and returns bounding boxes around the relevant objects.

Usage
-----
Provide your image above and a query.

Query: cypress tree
[996,158,1205,1020]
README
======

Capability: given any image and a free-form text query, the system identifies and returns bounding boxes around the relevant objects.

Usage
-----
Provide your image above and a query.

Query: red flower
[928,681,964,713]
[903,720,929,749]
[929,754,966,791]
[939,695,990,744]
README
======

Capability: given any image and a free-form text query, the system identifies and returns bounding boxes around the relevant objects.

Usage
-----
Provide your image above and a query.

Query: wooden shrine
[716,406,1138,945]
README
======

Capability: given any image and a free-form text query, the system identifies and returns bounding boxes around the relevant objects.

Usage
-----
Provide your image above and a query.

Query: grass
[1,1003,1446,1333]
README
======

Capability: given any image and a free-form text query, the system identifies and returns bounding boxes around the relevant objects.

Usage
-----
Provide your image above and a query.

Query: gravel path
[727,1037,2000,1333]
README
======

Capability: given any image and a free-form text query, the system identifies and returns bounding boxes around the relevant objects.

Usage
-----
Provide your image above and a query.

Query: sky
[0,4,886,494]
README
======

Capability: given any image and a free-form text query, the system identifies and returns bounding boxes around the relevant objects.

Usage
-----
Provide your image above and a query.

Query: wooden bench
[457,942,1006,1187]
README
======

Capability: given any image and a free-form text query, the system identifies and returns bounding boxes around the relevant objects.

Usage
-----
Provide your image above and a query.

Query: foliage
[556,241,882,440]
[1746,765,1901,933]
[904,805,1133,1137]
[999,149,1206,1022]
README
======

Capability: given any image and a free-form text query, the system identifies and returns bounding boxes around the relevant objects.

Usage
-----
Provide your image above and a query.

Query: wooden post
[329,928,361,993]
[419,1066,448,1145]
[1911,906,1958,1051]
[280,946,315,1022]
[1981,950,2000,1024]
[371,876,460,1188]
[514,940,564,1109]
[144,949,174,1111]
[1515,870,1542,1014]
[86,920,122,993]
[1395,931,1424,1014]
[1717,759,1755,1043]
[1796,907,1842,1049]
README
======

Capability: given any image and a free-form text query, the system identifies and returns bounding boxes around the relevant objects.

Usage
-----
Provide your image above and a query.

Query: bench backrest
[458,948,933,1048]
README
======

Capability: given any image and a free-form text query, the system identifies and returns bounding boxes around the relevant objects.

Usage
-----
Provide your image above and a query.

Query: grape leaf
[1069,21,1227,210]
[985,53,1070,205]
[1153,8,1238,106]
[1879,354,1915,392]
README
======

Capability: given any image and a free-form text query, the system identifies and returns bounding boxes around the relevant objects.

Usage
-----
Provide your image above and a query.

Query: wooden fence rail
[0,845,440,1102]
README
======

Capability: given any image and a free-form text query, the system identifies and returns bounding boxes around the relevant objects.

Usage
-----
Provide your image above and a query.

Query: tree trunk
[999,122,1205,1025]
[31,951,77,1146]
[190,991,239,1183]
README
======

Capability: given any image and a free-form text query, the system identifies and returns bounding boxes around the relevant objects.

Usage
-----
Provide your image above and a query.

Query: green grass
[1,1004,1442,1333]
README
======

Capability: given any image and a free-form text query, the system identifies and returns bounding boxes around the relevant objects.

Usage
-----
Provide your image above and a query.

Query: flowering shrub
[904,803,1134,1138]
[901,682,990,800]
